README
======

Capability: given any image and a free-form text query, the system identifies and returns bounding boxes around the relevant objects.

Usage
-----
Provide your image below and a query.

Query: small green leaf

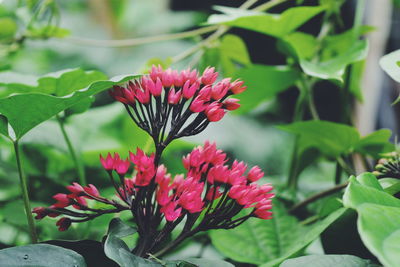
[343,174,400,210]
[0,73,136,140]
[349,60,365,101]
[107,218,137,238]
[357,203,400,267]
[278,120,360,158]
[380,49,400,83]
[380,50,400,103]
[208,6,325,38]
[280,254,378,267]
[0,244,87,267]
[300,40,368,82]
[181,258,234,267]
[103,219,160,267]
[234,64,300,113]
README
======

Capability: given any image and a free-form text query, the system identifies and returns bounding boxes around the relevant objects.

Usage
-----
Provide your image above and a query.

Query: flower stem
[13,141,38,243]
[56,115,86,185]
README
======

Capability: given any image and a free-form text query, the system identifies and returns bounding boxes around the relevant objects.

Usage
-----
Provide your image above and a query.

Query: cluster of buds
[109,66,246,152]
[33,142,274,256]
[33,66,274,258]
[373,151,400,179]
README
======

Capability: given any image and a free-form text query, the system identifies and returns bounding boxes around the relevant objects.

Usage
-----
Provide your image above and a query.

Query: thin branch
[64,25,219,47]
[289,182,348,214]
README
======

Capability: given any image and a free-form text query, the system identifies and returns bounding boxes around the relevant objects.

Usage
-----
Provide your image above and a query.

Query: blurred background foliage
[0,0,399,266]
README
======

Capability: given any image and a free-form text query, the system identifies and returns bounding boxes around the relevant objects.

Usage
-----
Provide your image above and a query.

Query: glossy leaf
[0,244,87,267]
[280,254,378,267]
[379,178,400,195]
[0,74,136,140]
[208,6,325,38]
[343,173,400,209]
[210,201,345,266]
[357,204,400,267]
[280,32,318,60]
[299,40,368,82]
[234,64,300,113]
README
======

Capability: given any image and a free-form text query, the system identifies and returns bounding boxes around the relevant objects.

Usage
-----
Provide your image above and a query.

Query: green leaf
[261,208,346,267]
[0,68,108,97]
[280,254,378,267]
[343,174,400,210]
[26,25,70,38]
[357,203,400,267]
[0,73,136,140]
[219,34,250,76]
[234,64,300,113]
[0,244,87,267]
[380,49,400,103]
[279,32,318,60]
[278,120,360,158]
[0,115,8,138]
[379,178,400,195]
[380,49,400,83]
[354,129,394,158]
[210,201,345,266]
[107,218,137,238]
[300,40,368,82]
[103,219,160,267]
[208,6,325,38]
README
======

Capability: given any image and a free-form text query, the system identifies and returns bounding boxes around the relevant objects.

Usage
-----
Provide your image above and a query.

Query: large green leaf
[0,244,87,267]
[261,208,346,267]
[0,68,107,98]
[207,6,325,38]
[280,254,378,267]
[234,64,300,113]
[343,173,400,209]
[357,204,400,267]
[299,40,368,82]
[0,74,136,140]
[279,32,318,60]
[279,120,360,158]
[209,201,345,266]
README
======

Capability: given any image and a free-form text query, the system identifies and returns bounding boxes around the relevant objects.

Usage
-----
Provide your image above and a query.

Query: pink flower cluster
[33,142,273,232]
[155,142,274,222]
[109,66,246,145]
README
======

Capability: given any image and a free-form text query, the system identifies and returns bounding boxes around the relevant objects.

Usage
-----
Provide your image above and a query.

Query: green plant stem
[337,156,355,176]
[56,115,86,185]
[65,25,219,47]
[334,161,343,185]
[13,141,38,243]
[289,182,348,214]
[287,136,300,191]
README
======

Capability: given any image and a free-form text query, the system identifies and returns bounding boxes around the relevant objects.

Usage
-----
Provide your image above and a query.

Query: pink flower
[56,217,72,231]
[223,98,241,111]
[84,184,100,198]
[205,102,225,122]
[168,88,182,105]
[66,182,84,194]
[182,80,199,99]
[161,201,182,221]
[53,193,71,208]
[100,153,117,171]
[230,79,247,94]
[201,67,218,85]
[114,158,130,176]
[247,166,264,182]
